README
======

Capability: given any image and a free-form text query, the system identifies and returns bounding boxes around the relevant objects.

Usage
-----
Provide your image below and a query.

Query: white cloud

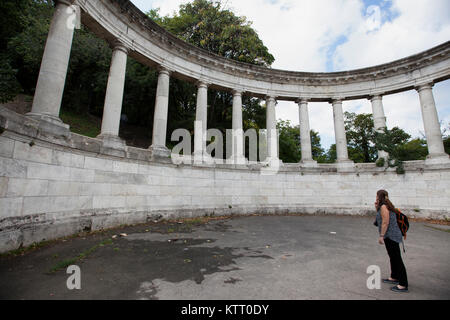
[365,5,382,32]
[131,0,450,150]
[333,0,450,70]
[228,0,365,72]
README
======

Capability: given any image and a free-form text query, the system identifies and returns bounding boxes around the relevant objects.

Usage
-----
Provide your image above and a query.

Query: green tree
[0,55,21,103]
[311,130,326,161]
[0,0,52,101]
[276,120,326,163]
[6,1,54,94]
[318,143,337,164]
[277,120,301,163]
[397,138,428,161]
[374,127,412,173]
[160,0,274,66]
[344,111,377,163]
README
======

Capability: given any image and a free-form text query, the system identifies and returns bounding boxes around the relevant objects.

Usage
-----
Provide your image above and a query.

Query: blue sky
[131,0,450,150]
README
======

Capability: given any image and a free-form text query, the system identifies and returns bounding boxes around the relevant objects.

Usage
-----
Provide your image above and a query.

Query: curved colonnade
[0,0,449,252]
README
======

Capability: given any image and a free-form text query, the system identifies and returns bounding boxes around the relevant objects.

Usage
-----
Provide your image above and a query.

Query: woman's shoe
[391,285,408,293]
[382,278,399,284]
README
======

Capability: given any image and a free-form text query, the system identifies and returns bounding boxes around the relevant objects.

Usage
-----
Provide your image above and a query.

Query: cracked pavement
[0,215,449,300]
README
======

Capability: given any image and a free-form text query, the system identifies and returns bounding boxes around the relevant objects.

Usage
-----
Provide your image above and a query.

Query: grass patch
[180,216,220,225]
[60,109,101,138]
[48,238,113,273]
[0,240,55,258]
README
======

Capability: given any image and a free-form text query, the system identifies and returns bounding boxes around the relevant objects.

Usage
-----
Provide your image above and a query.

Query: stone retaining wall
[0,109,449,253]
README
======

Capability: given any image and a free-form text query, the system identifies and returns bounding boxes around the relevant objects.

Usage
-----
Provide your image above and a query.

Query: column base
[425,153,450,165]
[149,144,171,159]
[336,159,355,172]
[261,157,283,175]
[193,151,215,166]
[299,159,318,168]
[26,112,70,137]
[263,157,283,166]
[226,155,248,166]
[97,133,127,157]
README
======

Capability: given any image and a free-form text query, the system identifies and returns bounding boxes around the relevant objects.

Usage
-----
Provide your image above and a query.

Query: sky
[131,0,450,149]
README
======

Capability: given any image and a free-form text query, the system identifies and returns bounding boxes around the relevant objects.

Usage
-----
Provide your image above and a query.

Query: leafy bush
[375,157,385,167]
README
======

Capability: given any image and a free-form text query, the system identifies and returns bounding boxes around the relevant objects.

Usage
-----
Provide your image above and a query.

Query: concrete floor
[0,215,449,300]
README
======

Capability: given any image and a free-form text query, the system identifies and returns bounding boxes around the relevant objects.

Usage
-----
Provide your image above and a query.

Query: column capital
[111,39,129,55]
[157,65,172,76]
[369,94,383,102]
[196,80,209,89]
[232,88,244,96]
[295,97,309,104]
[265,95,277,103]
[415,82,434,93]
[330,97,344,105]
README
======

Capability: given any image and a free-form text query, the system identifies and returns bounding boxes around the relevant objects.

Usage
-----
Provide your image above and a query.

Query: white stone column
[149,67,171,157]
[27,0,76,134]
[194,81,208,163]
[231,89,246,164]
[98,41,129,149]
[297,98,317,166]
[370,95,389,160]
[266,96,280,164]
[416,83,449,163]
[331,98,353,170]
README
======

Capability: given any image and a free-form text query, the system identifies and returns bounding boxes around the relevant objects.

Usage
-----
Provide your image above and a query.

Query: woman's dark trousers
[384,237,408,288]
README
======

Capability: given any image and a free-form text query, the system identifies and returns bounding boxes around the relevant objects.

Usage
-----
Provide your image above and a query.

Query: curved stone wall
[0,108,449,252]
[1,0,449,253]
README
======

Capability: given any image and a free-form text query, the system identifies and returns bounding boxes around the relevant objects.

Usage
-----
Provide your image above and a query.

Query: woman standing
[375,189,408,293]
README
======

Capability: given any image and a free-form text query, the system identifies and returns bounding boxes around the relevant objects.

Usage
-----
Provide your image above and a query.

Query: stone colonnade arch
[28,0,450,169]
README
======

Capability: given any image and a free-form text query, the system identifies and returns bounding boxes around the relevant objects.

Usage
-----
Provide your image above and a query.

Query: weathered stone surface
[0,157,27,179]
[0,136,14,158]
[6,178,48,197]
[0,197,23,219]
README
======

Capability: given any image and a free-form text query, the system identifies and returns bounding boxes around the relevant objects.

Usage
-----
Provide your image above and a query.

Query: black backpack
[395,208,409,240]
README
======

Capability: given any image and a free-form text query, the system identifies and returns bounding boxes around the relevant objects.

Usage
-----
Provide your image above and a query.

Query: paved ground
[0,214,449,300]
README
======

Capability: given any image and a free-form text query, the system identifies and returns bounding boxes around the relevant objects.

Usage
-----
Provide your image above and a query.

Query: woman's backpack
[373,207,410,240]
[395,208,409,240]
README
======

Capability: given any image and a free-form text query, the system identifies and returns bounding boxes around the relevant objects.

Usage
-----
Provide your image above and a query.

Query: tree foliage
[159,0,274,66]
[344,111,377,163]
[374,127,415,173]
[277,120,326,163]
[277,120,301,163]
